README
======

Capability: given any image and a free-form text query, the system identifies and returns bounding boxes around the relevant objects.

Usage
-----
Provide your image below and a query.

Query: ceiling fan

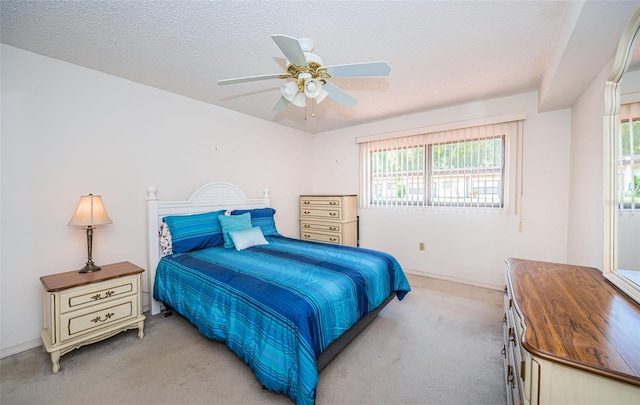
[217,34,391,112]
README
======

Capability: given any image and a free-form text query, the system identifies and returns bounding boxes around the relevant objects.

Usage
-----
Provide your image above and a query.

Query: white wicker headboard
[146,182,270,315]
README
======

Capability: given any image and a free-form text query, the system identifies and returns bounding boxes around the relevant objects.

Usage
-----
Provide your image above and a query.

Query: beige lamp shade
[68,194,112,227]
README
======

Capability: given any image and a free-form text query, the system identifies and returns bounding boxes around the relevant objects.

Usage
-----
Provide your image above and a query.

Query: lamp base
[79,261,101,273]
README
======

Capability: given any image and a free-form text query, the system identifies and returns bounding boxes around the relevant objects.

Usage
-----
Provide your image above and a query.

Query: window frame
[366,134,506,209]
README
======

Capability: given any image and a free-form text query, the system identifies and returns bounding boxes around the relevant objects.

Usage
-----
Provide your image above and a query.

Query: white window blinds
[358,116,524,211]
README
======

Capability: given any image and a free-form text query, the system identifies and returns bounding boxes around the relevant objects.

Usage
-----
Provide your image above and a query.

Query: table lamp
[68,194,112,273]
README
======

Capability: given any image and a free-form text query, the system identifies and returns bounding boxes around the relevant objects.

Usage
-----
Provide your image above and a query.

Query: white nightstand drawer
[60,296,138,342]
[60,275,138,314]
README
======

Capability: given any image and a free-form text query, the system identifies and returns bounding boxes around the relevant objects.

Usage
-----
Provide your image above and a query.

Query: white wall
[0,45,312,356]
[566,60,611,267]
[310,92,572,289]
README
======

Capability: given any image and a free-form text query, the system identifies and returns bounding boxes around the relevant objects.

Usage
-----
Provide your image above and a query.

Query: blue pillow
[218,213,252,248]
[163,210,226,253]
[228,226,269,251]
[231,208,279,236]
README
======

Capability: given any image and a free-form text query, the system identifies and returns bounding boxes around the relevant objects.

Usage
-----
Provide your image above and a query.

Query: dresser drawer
[301,231,341,245]
[300,208,343,220]
[301,221,342,234]
[60,296,138,342]
[300,197,343,207]
[59,275,138,314]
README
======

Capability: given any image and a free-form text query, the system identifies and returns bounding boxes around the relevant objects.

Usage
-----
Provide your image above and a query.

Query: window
[359,117,524,210]
[619,102,640,210]
[430,136,504,207]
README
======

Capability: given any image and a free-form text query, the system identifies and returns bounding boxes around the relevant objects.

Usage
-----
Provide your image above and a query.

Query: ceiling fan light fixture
[304,78,324,99]
[291,91,306,107]
[281,82,299,101]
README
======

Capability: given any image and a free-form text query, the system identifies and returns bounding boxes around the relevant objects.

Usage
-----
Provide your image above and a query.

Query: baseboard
[405,269,503,291]
[1,338,42,359]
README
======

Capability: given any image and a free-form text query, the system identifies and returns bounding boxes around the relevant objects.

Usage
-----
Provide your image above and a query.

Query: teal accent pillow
[218,213,252,248]
[231,208,280,236]
[163,210,226,253]
[228,226,269,251]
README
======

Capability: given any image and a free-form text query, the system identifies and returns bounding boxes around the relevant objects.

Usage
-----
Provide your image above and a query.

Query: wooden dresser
[299,195,358,247]
[503,258,640,405]
[40,261,146,373]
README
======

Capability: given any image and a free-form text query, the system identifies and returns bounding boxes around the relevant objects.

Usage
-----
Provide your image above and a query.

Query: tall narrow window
[359,117,524,210]
[619,102,640,211]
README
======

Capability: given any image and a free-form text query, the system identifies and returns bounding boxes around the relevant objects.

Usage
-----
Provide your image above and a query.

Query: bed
[146,182,411,405]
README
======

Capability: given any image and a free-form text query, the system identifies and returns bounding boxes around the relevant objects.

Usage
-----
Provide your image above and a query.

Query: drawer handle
[329,212,337,216]
[507,365,515,388]
[501,345,506,358]
[91,290,115,300]
[329,238,337,242]
[329,226,338,231]
[503,286,508,295]
[303,201,310,204]
[304,224,310,228]
[303,211,311,215]
[508,327,517,346]
[303,234,310,238]
[329,201,338,205]
[502,313,507,323]
[90,312,115,324]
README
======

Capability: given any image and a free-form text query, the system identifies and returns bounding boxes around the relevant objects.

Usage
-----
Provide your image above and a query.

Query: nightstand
[40,261,146,373]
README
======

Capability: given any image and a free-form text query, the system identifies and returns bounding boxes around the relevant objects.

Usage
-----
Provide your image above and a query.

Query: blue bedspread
[153,236,411,405]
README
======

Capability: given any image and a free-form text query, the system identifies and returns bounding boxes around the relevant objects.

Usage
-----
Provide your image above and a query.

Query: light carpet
[1,276,506,405]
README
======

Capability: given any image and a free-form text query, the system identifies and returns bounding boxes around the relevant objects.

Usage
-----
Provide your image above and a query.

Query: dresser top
[506,258,640,387]
[40,261,144,292]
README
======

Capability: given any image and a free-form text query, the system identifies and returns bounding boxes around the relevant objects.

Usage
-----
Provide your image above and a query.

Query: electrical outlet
[419,242,425,251]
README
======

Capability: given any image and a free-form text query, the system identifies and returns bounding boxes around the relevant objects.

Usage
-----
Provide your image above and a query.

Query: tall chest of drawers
[503,258,640,405]
[299,195,358,247]
[40,261,146,373]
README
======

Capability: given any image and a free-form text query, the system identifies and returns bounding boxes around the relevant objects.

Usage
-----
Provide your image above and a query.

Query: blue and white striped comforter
[153,236,411,405]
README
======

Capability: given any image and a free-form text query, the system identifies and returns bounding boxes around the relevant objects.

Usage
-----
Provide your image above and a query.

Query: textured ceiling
[1,1,637,134]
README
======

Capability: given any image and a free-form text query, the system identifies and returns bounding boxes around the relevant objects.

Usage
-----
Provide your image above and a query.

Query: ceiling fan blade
[324,61,391,78]
[272,96,290,111]
[271,34,308,67]
[217,73,282,86]
[323,82,357,108]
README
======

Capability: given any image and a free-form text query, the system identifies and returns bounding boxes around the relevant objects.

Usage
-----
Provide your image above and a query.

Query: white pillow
[228,226,269,251]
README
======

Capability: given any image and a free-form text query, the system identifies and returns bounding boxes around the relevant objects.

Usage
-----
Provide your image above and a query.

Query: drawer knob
[91,290,115,300]
[507,365,515,388]
[304,224,310,228]
[90,312,115,324]
[329,201,337,205]
[303,201,310,204]
[304,211,310,215]
[329,238,337,242]
[330,227,338,231]
[508,327,517,346]
[329,212,337,216]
